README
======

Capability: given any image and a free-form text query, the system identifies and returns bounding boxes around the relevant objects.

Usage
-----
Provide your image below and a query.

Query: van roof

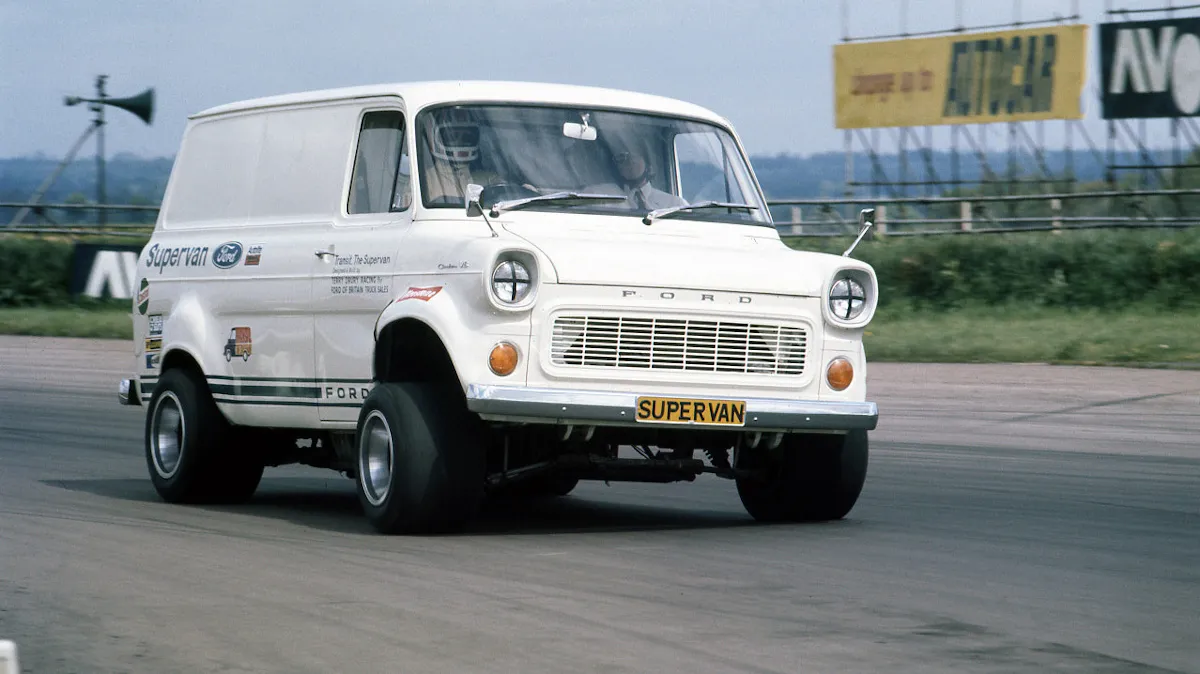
[191,80,730,126]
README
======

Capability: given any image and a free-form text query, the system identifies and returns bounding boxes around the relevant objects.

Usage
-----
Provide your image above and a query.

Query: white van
[119,80,880,534]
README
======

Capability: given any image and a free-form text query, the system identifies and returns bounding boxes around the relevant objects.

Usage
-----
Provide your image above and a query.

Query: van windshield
[414,104,771,226]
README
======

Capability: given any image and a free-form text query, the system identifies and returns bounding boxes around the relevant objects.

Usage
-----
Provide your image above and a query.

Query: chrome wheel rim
[150,391,184,479]
[359,410,394,507]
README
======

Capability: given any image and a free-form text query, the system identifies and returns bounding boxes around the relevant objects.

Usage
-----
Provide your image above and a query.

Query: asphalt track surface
[1,336,1198,674]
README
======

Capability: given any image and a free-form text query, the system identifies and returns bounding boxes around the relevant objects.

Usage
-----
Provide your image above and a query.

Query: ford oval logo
[212,242,243,269]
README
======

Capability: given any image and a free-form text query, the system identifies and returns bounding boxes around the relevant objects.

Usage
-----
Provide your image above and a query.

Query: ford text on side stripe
[119,81,880,534]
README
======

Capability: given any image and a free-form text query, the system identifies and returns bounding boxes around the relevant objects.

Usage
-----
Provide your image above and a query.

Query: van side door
[312,107,411,422]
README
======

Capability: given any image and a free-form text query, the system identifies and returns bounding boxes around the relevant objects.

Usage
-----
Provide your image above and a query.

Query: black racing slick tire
[144,367,264,504]
[354,382,487,534]
[735,430,869,523]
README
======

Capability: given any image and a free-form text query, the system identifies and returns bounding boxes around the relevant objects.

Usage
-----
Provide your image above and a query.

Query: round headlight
[829,277,866,321]
[492,260,532,304]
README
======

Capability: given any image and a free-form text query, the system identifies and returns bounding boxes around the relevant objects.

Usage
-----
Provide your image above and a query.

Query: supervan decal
[144,244,209,274]
[212,242,244,269]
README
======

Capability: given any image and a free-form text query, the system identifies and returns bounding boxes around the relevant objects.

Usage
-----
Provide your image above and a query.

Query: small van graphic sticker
[213,242,244,269]
[223,326,252,362]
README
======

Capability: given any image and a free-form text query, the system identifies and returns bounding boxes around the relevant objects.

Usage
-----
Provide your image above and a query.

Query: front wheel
[355,382,487,534]
[735,430,869,522]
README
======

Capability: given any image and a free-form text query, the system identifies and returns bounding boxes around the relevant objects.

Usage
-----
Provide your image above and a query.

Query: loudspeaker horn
[105,87,155,125]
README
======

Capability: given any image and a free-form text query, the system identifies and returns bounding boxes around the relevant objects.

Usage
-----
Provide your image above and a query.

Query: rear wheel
[145,367,264,504]
[355,382,486,534]
[735,430,868,522]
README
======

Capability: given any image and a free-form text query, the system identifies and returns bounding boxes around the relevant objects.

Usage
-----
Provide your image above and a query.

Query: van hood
[501,221,832,297]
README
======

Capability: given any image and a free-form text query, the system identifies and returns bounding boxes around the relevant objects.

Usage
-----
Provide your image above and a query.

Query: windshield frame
[411,101,773,227]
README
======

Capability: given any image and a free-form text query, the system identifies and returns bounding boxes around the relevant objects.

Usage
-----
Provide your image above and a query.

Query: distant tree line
[1,147,1193,226]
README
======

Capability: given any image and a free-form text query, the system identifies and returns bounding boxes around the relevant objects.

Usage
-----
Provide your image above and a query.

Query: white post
[0,641,19,674]
[960,201,972,231]
[876,204,887,236]
[1051,198,1062,228]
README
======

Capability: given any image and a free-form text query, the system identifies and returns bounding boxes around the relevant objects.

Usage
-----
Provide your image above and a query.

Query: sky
[0,0,1192,160]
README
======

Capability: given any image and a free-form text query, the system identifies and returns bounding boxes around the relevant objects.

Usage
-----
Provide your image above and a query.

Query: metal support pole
[7,122,100,227]
[951,125,960,191]
[844,129,853,221]
[94,75,108,226]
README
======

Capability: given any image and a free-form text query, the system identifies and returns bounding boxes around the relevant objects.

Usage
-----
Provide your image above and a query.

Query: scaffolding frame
[835,0,1200,229]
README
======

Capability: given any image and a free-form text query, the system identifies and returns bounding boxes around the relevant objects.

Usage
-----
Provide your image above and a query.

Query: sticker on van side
[144,244,209,274]
[244,245,263,266]
[398,286,442,302]
[137,278,150,314]
[212,242,244,269]
[223,326,253,362]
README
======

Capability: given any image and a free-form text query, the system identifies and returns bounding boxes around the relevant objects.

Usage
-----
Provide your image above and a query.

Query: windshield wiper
[489,191,627,216]
[642,200,759,225]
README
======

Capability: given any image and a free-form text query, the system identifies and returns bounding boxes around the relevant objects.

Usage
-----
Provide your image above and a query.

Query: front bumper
[465,384,878,432]
[118,378,142,406]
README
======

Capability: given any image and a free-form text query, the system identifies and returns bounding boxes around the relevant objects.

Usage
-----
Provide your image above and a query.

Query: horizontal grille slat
[549,313,808,376]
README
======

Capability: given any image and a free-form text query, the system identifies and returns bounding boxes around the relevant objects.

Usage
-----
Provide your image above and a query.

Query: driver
[421,108,502,204]
[612,146,686,210]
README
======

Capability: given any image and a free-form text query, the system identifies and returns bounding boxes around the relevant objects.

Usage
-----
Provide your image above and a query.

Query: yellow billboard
[833,24,1089,128]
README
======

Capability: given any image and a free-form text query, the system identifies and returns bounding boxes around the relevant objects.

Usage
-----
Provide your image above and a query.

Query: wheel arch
[374,317,464,391]
[155,346,229,421]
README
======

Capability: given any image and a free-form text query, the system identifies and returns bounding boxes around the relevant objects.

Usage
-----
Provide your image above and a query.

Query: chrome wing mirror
[843,207,875,257]
[465,183,485,218]
[465,183,498,237]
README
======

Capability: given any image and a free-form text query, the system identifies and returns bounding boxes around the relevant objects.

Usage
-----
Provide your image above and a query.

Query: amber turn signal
[826,356,853,391]
[488,342,519,376]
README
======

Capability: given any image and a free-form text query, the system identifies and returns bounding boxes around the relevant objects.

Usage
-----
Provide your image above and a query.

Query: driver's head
[430,107,480,165]
[614,147,650,186]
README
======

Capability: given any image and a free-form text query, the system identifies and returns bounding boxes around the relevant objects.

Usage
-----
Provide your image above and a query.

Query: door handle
[315,249,336,260]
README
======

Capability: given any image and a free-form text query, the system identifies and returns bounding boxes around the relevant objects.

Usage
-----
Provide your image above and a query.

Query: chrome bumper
[465,384,878,431]
[118,378,141,406]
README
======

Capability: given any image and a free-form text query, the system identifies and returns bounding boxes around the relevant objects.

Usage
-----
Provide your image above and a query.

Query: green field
[2,305,1195,366]
[863,305,1199,366]
[0,306,134,340]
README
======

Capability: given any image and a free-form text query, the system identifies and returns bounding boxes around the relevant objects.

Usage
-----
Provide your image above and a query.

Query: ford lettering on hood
[501,221,829,297]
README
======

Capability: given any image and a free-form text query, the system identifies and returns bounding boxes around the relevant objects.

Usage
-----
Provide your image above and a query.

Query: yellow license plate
[635,396,747,426]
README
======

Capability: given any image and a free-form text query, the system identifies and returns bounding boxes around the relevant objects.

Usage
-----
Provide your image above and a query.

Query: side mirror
[465,183,485,217]
[843,207,876,257]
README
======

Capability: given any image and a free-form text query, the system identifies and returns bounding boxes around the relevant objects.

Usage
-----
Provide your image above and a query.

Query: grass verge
[0,306,133,340]
[864,305,1200,366]
[1,305,1196,366]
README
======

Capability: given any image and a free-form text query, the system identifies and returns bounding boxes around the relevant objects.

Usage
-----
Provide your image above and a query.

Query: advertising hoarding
[834,24,1089,128]
[1100,17,1200,119]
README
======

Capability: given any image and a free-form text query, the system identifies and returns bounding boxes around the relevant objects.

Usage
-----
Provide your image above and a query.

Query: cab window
[348,110,410,214]
[675,131,737,204]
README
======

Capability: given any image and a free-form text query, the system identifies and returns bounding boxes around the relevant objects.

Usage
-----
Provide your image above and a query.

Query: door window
[348,110,410,214]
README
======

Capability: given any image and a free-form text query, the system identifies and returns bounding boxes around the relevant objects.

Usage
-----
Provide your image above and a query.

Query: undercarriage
[250,423,813,487]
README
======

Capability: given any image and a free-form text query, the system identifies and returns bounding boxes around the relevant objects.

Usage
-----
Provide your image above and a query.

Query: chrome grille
[549,314,808,376]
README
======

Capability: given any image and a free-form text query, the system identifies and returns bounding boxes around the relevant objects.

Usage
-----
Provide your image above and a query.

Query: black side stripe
[208,383,321,399]
[207,375,374,384]
[211,397,362,408]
